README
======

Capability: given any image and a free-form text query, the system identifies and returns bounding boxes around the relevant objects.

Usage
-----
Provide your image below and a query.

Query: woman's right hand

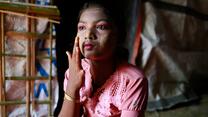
[65,36,84,97]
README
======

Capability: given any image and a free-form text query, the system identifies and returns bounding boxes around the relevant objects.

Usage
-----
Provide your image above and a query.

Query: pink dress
[64,59,148,117]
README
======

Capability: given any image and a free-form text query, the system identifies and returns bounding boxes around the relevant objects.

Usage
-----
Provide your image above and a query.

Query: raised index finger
[66,51,71,67]
[72,36,79,57]
[75,37,82,69]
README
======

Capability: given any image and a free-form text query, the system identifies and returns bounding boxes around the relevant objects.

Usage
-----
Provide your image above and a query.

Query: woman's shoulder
[116,62,146,81]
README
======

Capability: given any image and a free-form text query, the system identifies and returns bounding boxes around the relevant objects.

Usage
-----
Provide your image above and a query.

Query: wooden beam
[0,12,3,117]
[6,31,50,40]
[0,1,60,23]
[0,12,6,117]
[5,76,56,80]
[0,100,51,105]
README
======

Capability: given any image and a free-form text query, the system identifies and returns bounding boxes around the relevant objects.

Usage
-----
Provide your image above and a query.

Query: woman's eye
[78,26,85,31]
[96,25,109,30]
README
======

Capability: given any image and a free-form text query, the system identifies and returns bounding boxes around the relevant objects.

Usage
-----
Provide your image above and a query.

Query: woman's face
[77,6,117,60]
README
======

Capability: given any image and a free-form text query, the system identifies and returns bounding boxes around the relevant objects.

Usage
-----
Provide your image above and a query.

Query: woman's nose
[85,29,96,40]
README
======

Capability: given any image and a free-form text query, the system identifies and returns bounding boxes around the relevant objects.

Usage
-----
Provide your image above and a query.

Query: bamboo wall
[0,1,59,116]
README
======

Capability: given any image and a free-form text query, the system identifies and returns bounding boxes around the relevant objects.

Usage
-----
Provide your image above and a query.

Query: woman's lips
[83,43,94,50]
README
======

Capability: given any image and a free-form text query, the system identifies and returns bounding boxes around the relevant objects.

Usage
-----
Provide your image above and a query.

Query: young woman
[59,1,148,117]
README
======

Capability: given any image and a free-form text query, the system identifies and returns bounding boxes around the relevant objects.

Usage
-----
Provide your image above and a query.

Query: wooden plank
[0,12,6,117]
[0,100,51,105]
[26,14,32,117]
[5,76,55,80]
[0,1,60,22]
[6,31,50,40]
[0,52,56,60]
[30,17,36,117]
[48,22,53,116]
[0,12,3,117]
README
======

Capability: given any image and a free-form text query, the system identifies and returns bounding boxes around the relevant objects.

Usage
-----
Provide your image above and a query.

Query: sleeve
[121,77,148,116]
[63,69,70,92]
[121,110,144,117]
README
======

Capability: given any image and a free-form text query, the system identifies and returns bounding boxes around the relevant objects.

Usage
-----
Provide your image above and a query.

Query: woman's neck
[89,57,116,86]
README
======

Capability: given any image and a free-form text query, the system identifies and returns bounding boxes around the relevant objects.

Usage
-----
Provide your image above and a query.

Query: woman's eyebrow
[78,21,86,24]
[78,19,110,24]
[96,19,110,23]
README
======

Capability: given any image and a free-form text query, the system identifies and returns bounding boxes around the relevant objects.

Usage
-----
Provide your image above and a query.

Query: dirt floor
[146,95,208,117]
[145,74,208,117]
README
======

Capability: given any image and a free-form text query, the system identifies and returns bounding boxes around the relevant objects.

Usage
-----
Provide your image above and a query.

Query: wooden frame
[0,1,59,116]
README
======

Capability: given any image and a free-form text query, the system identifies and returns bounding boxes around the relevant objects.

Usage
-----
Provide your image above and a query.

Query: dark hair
[78,0,129,61]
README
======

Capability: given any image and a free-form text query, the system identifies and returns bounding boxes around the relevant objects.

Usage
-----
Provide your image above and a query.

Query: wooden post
[48,22,53,116]
[30,15,36,117]
[0,12,6,117]
[27,1,36,116]
[26,17,31,117]
[0,12,3,117]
